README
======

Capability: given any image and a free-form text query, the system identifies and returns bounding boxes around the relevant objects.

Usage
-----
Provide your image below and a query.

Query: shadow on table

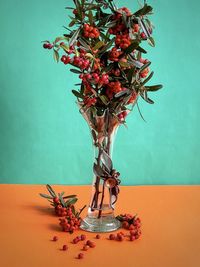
[24,204,54,215]
[22,204,61,232]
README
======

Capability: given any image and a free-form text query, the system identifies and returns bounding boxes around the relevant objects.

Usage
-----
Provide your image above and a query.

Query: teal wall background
[0,0,200,185]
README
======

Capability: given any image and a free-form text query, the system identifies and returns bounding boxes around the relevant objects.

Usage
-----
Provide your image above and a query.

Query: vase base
[80,215,121,233]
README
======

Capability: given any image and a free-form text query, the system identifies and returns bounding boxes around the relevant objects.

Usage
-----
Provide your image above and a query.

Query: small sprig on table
[39,184,86,233]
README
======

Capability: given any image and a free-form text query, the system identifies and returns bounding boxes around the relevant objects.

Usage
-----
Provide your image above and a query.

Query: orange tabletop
[0,184,200,267]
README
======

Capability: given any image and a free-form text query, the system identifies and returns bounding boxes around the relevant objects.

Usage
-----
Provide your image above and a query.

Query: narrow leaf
[145,84,163,91]
[70,68,82,74]
[134,4,153,16]
[99,95,109,105]
[65,198,78,206]
[147,36,155,47]
[88,10,93,25]
[63,194,77,199]
[136,46,147,54]
[69,27,81,47]
[39,193,53,199]
[99,37,115,54]
[72,89,84,98]
[141,71,154,85]
[124,41,140,54]
[93,41,105,50]
[53,50,59,63]
[115,89,130,98]
[46,184,56,197]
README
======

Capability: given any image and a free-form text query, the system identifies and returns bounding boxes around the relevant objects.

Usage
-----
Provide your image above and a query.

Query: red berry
[81,234,86,241]
[62,245,68,251]
[141,32,147,39]
[43,43,49,49]
[53,197,59,204]
[77,253,84,259]
[89,242,96,248]
[129,224,134,230]
[95,234,101,239]
[130,235,136,241]
[109,234,115,240]
[83,245,90,251]
[116,233,124,241]
[52,236,58,241]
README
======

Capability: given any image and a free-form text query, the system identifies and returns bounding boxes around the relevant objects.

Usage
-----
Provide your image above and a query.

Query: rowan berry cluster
[118,213,142,231]
[73,56,90,69]
[59,209,82,233]
[109,47,122,62]
[115,34,131,50]
[80,72,109,86]
[61,55,71,65]
[43,43,53,49]
[83,24,100,39]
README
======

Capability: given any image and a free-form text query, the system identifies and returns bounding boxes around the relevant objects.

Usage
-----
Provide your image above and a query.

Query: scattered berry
[77,253,84,259]
[95,234,101,239]
[83,245,90,251]
[81,234,86,241]
[52,236,58,241]
[62,245,68,251]
[109,234,116,240]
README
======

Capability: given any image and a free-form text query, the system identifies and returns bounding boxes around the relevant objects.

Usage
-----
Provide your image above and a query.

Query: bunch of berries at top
[43,0,162,120]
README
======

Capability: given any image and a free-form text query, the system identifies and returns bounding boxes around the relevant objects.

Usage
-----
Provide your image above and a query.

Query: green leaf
[99,37,115,54]
[65,197,78,206]
[72,89,84,98]
[58,193,66,207]
[60,43,69,53]
[97,14,112,27]
[65,6,74,10]
[140,90,154,104]
[145,84,163,91]
[53,50,59,63]
[127,68,136,84]
[46,184,56,197]
[69,27,81,47]
[134,4,153,17]
[99,95,109,105]
[115,89,130,98]
[88,10,93,25]
[70,68,82,74]
[93,41,105,50]
[39,193,53,199]
[147,36,155,47]
[69,20,76,27]
[136,46,147,54]
[139,61,151,73]
[124,41,140,55]
[138,18,150,38]
[119,61,130,68]
[141,71,154,85]
[78,38,90,50]
[63,194,77,199]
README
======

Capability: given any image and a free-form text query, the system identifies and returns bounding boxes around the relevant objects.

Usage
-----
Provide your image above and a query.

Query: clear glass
[78,103,121,232]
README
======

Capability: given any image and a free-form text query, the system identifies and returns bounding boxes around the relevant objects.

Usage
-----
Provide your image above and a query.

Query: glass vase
[78,103,121,232]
